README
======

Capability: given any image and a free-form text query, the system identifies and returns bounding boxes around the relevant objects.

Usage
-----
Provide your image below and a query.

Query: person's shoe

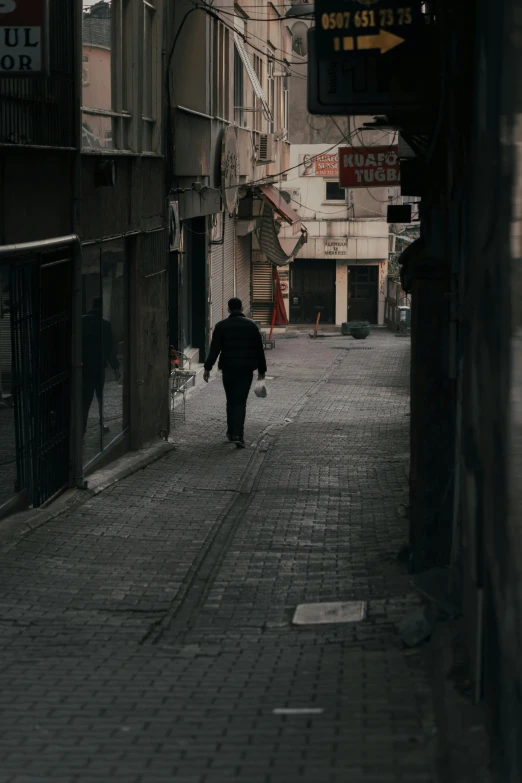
[226,431,233,442]
[232,436,246,449]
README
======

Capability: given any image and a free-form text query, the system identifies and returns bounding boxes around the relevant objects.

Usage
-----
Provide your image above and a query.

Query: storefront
[81,239,129,471]
[289,259,336,324]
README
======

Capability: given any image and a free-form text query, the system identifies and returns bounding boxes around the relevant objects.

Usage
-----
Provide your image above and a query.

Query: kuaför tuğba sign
[0,0,47,75]
[339,145,400,188]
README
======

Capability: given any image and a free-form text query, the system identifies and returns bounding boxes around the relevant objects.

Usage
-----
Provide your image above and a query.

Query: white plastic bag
[254,380,268,398]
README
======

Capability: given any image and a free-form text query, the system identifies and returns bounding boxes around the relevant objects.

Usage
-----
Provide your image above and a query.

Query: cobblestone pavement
[0,331,439,783]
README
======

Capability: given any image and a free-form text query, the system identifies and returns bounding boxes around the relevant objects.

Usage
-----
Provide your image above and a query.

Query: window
[81,0,161,152]
[253,55,263,132]
[142,0,160,152]
[82,240,129,468]
[234,46,244,127]
[213,21,230,120]
[325,181,346,202]
[267,54,275,134]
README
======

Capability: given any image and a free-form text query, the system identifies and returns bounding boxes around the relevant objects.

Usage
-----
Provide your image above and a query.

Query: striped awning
[258,202,307,266]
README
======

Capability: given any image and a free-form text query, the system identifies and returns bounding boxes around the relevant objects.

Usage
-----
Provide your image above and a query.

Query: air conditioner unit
[258,133,276,164]
[388,233,396,254]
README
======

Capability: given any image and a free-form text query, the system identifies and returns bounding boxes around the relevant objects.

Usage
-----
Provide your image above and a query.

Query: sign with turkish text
[339,145,400,187]
[315,0,422,60]
[0,0,47,74]
[301,152,339,178]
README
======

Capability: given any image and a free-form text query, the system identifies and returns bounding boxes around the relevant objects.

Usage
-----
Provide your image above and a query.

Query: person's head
[228,297,242,313]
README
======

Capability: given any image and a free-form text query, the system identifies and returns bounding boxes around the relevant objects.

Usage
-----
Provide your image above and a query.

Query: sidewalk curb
[0,440,175,551]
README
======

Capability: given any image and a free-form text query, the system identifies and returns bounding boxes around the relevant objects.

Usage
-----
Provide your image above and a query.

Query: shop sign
[314,0,422,60]
[324,239,348,257]
[279,281,289,294]
[221,126,239,213]
[302,152,339,178]
[0,0,48,75]
[339,145,400,187]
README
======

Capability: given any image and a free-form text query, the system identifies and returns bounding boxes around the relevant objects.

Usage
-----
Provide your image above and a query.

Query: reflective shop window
[82,240,128,468]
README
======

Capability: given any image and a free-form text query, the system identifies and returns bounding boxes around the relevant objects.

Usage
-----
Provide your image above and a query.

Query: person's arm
[203,323,222,381]
[255,327,267,378]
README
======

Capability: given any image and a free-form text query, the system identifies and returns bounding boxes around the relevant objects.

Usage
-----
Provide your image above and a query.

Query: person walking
[203,297,266,448]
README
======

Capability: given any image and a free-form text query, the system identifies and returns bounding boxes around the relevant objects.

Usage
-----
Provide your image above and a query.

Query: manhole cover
[292,601,367,625]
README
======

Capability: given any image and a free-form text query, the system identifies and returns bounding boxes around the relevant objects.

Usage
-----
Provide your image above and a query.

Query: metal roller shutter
[210,223,224,329]
[235,234,251,317]
[251,262,273,325]
[223,212,235,310]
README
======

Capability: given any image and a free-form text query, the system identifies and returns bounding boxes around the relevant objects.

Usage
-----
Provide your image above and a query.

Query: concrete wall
[0,149,72,243]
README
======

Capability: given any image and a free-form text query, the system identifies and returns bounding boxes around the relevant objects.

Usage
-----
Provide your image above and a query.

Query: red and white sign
[302,152,339,178]
[279,281,289,295]
[339,146,400,188]
[0,0,47,75]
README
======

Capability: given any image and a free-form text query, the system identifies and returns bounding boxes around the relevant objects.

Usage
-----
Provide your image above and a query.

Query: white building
[277,142,392,326]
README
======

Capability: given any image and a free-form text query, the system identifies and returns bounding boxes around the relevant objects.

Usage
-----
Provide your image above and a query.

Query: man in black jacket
[203,297,267,448]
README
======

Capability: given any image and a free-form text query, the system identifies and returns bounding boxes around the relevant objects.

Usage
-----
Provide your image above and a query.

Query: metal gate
[210,216,224,328]
[251,262,274,324]
[223,212,235,308]
[348,265,378,323]
[236,234,252,316]
[9,246,72,507]
[290,260,335,324]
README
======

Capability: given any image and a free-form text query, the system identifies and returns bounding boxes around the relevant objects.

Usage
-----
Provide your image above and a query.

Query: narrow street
[0,331,438,782]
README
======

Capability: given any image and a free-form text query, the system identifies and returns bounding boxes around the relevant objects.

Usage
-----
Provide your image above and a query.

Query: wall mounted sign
[301,152,339,178]
[308,12,437,117]
[221,126,239,213]
[315,0,421,60]
[339,145,400,187]
[0,0,48,75]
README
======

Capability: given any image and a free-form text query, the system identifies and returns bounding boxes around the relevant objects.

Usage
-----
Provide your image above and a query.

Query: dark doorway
[190,216,208,356]
[289,260,335,324]
[179,224,193,352]
[348,265,378,323]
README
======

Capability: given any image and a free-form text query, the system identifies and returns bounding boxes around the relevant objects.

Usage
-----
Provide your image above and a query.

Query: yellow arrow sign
[357,29,405,54]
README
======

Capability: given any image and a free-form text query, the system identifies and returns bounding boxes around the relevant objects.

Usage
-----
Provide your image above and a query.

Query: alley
[0,332,437,783]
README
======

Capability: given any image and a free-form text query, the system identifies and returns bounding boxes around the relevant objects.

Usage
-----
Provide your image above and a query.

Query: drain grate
[334,346,373,351]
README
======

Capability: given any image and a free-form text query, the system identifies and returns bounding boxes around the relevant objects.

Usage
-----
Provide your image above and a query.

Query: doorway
[290,259,335,324]
[348,265,378,323]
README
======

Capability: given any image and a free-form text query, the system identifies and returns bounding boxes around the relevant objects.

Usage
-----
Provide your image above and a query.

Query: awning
[258,202,307,266]
[258,185,301,226]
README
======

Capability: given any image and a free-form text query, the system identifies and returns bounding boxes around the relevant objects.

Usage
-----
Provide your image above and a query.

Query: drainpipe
[71,0,84,489]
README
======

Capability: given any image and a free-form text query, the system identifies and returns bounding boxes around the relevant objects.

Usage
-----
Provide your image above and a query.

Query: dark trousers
[222,369,254,439]
[82,370,104,435]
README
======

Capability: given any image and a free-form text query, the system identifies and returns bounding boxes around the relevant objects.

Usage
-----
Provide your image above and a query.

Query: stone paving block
[0,333,441,782]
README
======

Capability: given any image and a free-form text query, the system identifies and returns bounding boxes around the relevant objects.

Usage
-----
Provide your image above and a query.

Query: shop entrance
[348,265,378,323]
[289,260,335,324]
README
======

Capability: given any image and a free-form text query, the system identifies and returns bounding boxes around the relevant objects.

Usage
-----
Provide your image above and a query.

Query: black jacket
[204,311,267,374]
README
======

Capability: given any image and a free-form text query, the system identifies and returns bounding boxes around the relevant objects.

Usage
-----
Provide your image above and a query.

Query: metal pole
[71,0,84,489]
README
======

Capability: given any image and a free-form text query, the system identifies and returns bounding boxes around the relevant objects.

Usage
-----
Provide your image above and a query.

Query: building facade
[277,143,390,326]
[169,0,292,350]
[0,0,169,518]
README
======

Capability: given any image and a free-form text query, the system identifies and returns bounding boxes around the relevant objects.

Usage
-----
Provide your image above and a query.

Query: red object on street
[269,308,277,340]
[339,146,400,188]
[273,268,289,327]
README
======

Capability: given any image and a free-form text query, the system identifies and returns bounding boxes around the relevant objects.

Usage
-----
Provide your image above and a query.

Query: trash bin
[398,307,411,327]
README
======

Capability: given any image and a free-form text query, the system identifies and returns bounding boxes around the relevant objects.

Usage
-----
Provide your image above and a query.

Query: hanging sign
[339,145,400,187]
[314,0,422,60]
[0,0,48,75]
